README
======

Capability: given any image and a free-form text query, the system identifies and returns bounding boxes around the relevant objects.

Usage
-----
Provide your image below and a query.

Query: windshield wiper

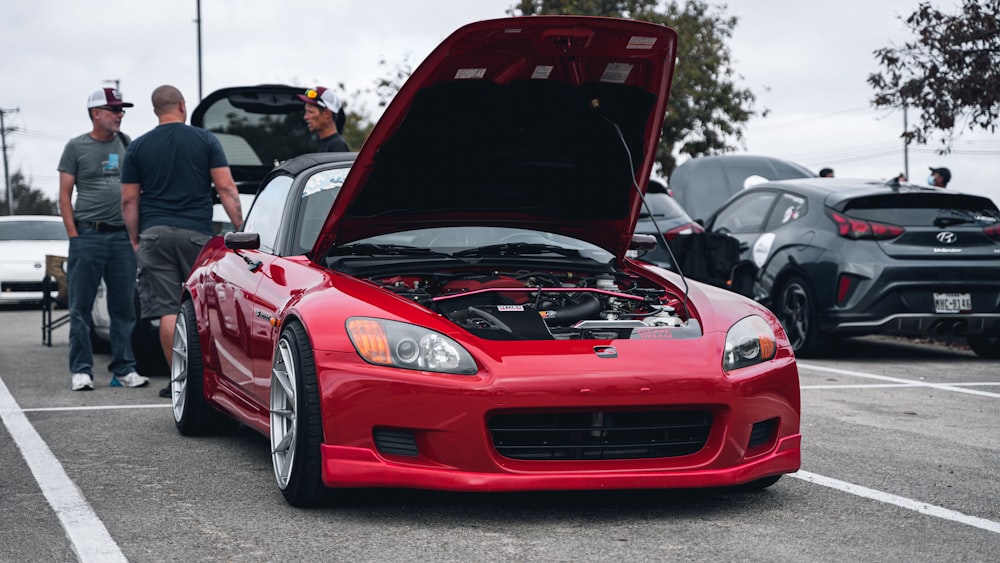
[452,242,584,259]
[934,216,975,228]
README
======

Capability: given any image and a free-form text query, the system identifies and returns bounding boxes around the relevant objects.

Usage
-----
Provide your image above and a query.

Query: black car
[631,178,703,266]
[670,154,816,221]
[704,177,1000,357]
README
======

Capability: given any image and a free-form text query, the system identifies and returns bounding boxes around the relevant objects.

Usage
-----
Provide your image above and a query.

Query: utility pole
[0,107,20,215]
[903,104,910,180]
[196,0,203,101]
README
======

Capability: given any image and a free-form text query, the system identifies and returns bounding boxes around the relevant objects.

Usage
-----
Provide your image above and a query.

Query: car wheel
[966,334,1000,358]
[270,321,330,507]
[132,291,170,377]
[736,475,782,491]
[172,300,214,436]
[776,276,827,357]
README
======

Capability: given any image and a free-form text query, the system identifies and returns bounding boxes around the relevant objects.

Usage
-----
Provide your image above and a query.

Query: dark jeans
[67,229,137,376]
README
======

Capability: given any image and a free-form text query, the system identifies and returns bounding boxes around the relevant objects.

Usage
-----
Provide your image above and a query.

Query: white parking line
[802,382,1000,390]
[0,378,127,563]
[797,362,1000,399]
[792,470,1000,535]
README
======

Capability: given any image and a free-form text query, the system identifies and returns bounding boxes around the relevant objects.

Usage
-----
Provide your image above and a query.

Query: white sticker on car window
[753,233,776,268]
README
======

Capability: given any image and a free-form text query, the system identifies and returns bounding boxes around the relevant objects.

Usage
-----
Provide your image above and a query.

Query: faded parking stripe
[0,377,127,563]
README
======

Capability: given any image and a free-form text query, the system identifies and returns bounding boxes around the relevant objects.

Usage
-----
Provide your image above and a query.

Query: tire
[736,474,783,492]
[270,321,330,507]
[132,291,170,377]
[966,334,1000,358]
[776,276,828,357]
[172,300,214,436]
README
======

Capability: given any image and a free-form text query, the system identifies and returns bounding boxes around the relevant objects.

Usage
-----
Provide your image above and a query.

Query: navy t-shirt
[121,122,228,234]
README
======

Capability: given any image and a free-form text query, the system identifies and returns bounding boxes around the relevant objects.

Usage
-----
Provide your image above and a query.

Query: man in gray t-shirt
[57,87,149,392]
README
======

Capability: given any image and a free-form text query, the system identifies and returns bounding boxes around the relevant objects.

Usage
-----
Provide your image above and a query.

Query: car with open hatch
[169,16,801,507]
[703,176,1000,358]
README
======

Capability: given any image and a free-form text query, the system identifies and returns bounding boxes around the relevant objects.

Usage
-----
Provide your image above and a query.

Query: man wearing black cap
[297,86,350,152]
[929,166,951,188]
[57,87,149,391]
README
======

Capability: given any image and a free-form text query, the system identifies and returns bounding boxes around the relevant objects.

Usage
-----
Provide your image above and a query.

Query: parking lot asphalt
[2,305,998,562]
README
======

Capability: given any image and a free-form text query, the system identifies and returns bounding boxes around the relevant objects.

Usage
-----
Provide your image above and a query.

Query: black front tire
[966,334,1000,358]
[270,321,330,507]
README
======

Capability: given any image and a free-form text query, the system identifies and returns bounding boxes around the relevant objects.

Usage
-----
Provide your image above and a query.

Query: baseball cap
[929,166,951,184]
[87,87,134,109]
[297,86,342,113]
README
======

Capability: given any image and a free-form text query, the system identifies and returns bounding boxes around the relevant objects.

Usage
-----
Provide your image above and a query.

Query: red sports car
[172,16,801,506]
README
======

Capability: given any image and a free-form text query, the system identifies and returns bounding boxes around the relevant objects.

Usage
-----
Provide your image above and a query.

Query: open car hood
[312,16,677,261]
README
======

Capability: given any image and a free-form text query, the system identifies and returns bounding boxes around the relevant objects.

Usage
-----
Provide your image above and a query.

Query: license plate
[934,292,971,313]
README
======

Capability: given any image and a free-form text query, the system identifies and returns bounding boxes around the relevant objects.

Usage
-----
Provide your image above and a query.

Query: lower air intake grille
[373,428,419,457]
[748,418,778,448]
[489,410,712,461]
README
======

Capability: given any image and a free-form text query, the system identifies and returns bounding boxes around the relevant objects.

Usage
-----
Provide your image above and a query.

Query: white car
[0,215,69,304]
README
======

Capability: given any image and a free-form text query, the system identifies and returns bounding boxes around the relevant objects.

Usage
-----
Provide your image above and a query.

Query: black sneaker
[158,385,171,398]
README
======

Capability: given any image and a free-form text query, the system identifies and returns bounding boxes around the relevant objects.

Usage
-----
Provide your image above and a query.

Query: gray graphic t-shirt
[57,133,130,224]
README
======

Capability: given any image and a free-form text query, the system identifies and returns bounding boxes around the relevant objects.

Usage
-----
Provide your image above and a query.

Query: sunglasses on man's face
[97,106,126,114]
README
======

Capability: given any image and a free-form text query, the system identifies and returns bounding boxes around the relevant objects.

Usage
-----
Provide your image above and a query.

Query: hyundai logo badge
[936,231,958,244]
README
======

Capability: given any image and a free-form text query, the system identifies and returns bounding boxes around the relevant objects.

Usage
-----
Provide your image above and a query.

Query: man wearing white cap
[57,87,149,391]
[297,86,350,152]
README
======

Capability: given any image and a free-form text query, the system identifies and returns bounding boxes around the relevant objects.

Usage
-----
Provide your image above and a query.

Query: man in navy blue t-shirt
[121,84,243,398]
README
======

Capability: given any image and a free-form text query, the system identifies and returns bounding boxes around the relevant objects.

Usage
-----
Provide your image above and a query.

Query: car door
[709,189,781,264]
[208,174,294,396]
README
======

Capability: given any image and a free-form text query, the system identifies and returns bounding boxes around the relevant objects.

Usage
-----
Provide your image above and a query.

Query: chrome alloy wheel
[170,311,190,422]
[270,337,298,490]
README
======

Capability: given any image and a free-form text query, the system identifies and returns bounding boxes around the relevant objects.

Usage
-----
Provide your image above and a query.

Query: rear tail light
[985,224,1000,242]
[664,221,705,241]
[829,211,905,240]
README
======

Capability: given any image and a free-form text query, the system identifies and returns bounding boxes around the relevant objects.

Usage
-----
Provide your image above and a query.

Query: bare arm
[211,166,243,231]
[58,172,78,238]
[122,182,141,251]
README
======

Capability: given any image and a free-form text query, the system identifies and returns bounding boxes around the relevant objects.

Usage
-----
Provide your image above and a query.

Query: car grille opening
[489,410,712,461]
[2,281,45,292]
[748,418,778,450]
[373,427,419,457]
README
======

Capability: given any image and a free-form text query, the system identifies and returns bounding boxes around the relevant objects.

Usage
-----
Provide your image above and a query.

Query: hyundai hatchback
[705,177,1000,357]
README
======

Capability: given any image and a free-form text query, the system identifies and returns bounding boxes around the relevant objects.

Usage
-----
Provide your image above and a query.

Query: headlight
[346,317,477,375]
[723,315,777,372]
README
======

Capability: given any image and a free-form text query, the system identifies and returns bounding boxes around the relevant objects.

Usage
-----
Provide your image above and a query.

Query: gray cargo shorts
[136,225,212,320]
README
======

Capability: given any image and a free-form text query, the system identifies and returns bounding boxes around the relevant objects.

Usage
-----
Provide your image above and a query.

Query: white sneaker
[71,373,94,391]
[112,371,150,388]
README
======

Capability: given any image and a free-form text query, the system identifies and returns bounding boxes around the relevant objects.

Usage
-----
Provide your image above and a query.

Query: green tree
[0,170,58,215]
[868,0,1000,151]
[511,0,759,175]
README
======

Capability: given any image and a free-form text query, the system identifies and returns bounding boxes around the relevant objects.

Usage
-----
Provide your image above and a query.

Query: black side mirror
[224,231,261,250]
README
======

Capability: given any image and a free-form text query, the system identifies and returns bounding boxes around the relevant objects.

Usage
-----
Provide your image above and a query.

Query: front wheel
[966,334,1000,358]
[270,321,330,507]
[776,276,828,357]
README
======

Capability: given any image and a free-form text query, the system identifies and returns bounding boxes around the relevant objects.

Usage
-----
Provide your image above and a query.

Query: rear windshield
[0,220,68,241]
[842,193,1000,226]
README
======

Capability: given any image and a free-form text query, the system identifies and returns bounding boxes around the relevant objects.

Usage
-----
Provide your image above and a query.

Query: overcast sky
[3,0,998,205]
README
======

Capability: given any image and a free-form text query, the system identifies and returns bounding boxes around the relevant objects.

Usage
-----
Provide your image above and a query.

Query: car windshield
[843,193,1000,226]
[339,227,614,262]
[0,220,68,241]
[639,192,687,219]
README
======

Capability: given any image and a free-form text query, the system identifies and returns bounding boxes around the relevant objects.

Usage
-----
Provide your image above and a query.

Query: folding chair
[42,255,70,346]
